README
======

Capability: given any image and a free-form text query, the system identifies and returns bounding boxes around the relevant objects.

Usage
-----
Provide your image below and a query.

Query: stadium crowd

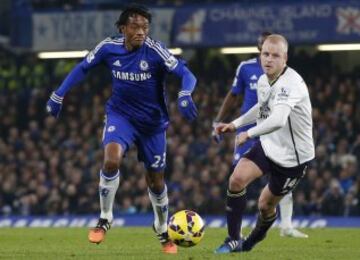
[0,48,359,217]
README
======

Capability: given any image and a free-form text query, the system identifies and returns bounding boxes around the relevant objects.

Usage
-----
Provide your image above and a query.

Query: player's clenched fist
[177,94,198,122]
[46,92,63,118]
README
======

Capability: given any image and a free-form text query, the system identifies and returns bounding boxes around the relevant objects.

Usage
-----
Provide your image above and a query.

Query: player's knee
[229,173,246,191]
[103,158,120,173]
[258,198,276,217]
[151,182,165,194]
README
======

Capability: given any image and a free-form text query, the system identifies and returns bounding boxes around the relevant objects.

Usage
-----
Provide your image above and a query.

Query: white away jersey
[256,67,315,167]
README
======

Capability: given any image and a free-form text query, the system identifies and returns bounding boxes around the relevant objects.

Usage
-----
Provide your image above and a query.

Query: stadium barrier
[0,215,359,228]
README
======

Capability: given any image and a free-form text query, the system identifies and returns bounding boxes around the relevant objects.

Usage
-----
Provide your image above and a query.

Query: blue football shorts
[232,123,257,166]
[102,113,166,172]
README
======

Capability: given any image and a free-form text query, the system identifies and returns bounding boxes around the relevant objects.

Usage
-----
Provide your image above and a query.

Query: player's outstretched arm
[214,91,239,122]
[46,62,88,118]
[212,91,239,143]
[46,37,109,118]
[231,103,259,129]
[175,66,198,122]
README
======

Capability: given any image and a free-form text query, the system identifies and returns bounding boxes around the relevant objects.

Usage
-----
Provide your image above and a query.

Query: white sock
[148,185,169,234]
[279,192,293,229]
[99,170,120,223]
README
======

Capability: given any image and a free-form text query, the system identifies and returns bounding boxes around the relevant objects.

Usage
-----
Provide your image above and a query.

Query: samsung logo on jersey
[112,70,151,81]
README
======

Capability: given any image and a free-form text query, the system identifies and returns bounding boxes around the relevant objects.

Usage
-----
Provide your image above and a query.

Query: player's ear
[120,25,126,34]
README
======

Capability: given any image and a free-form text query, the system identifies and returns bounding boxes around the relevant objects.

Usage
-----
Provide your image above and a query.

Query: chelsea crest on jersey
[82,36,183,133]
[111,56,152,81]
[84,36,179,83]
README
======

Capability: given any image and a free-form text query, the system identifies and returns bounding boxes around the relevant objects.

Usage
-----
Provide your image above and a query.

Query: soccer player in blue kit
[46,5,197,254]
[212,32,307,251]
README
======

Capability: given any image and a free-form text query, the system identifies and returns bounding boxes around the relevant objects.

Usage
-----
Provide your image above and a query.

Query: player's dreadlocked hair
[115,4,152,28]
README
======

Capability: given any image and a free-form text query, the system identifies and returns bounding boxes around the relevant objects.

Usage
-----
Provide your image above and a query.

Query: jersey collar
[269,66,288,86]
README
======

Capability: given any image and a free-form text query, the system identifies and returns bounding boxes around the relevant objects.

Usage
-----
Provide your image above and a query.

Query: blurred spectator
[321,179,345,216]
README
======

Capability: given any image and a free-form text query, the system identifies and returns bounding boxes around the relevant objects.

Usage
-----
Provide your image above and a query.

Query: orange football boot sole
[162,241,177,254]
[88,228,106,244]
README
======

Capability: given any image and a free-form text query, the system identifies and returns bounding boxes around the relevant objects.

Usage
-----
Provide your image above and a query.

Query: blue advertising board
[172,1,360,46]
[0,215,359,228]
[11,0,360,50]
[11,8,174,51]
[30,9,174,51]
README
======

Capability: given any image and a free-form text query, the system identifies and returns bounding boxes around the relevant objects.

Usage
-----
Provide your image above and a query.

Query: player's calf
[242,213,277,251]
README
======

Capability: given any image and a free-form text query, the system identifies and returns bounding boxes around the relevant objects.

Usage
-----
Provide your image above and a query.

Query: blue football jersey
[231,57,263,164]
[231,57,263,114]
[82,36,183,133]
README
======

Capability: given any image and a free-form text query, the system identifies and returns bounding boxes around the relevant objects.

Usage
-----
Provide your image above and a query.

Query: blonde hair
[264,34,288,53]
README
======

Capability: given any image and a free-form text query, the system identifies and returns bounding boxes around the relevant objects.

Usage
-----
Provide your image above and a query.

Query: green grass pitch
[0,228,359,259]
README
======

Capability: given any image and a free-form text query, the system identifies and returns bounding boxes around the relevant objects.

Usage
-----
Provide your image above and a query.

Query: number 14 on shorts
[282,177,300,193]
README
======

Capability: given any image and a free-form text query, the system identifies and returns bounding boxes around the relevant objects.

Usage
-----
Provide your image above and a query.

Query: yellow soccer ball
[168,210,205,247]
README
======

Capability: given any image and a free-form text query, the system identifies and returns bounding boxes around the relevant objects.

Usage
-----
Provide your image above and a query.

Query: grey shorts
[242,141,309,196]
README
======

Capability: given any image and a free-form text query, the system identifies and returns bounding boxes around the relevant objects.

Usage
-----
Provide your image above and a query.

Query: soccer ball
[168,210,205,247]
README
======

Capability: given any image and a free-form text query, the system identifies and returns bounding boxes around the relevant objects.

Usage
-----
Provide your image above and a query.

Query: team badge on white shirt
[256,67,315,167]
